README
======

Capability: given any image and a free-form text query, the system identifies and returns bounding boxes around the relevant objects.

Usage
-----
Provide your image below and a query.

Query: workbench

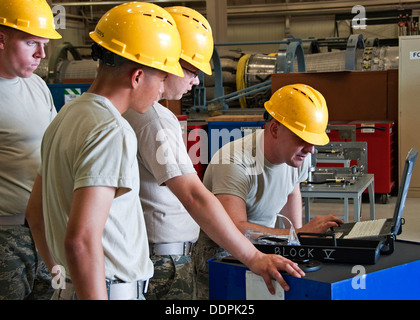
[300,173,375,223]
[209,240,420,300]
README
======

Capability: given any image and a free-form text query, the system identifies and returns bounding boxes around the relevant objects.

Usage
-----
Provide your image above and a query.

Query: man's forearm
[65,238,108,300]
[235,219,291,237]
[64,186,115,300]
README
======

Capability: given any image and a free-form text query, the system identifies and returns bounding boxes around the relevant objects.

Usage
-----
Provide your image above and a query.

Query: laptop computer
[329,147,418,242]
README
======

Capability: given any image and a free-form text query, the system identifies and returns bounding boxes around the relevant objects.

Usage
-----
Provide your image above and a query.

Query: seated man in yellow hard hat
[25,2,184,300]
[193,84,344,299]
[124,7,305,300]
[0,0,61,299]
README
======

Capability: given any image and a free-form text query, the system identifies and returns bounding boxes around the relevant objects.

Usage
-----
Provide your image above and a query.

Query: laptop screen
[392,148,418,234]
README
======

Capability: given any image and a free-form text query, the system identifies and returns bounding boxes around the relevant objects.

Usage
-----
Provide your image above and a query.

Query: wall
[271,70,398,122]
[398,36,420,197]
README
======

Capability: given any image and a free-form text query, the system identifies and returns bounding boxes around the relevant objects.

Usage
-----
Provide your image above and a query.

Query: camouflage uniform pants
[51,282,78,300]
[0,225,54,300]
[145,254,194,300]
[191,230,229,300]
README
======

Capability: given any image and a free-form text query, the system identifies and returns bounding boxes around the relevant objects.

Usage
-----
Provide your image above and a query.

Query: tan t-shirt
[40,93,153,282]
[204,129,310,228]
[0,74,56,220]
[123,103,199,244]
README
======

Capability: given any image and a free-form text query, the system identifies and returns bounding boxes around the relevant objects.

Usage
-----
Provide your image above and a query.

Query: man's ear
[0,31,6,50]
[131,68,144,88]
[268,119,280,139]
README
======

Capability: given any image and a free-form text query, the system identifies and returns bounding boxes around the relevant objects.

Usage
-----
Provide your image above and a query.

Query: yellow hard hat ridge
[165,6,214,75]
[89,2,183,77]
[0,0,61,39]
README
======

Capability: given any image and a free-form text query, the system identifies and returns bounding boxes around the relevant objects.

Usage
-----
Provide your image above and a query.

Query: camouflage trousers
[145,254,194,300]
[191,230,229,300]
[0,225,54,300]
[51,282,78,300]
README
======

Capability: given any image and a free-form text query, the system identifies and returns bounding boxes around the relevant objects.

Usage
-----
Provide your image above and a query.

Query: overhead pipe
[226,0,420,17]
[51,0,204,6]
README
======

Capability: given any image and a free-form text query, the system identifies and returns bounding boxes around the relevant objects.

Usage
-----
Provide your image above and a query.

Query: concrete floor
[303,196,420,242]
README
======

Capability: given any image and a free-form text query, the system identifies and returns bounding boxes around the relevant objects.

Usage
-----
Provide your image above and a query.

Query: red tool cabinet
[187,121,208,181]
[326,120,397,203]
[177,116,209,181]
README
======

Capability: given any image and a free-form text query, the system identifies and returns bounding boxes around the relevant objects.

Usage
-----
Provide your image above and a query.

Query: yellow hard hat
[89,2,183,77]
[0,0,61,39]
[165,6,213,75]
[264,84,330,146]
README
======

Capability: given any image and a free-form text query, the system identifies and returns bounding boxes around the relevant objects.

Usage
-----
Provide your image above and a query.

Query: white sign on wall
[410,51,420,60]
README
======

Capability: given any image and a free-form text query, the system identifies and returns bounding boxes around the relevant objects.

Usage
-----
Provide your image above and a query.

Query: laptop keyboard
[344,219,387,239]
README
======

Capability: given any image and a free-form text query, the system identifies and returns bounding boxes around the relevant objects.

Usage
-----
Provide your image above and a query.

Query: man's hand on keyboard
[298,214,344,234]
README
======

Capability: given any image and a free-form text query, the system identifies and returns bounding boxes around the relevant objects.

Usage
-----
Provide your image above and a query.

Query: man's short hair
[91,43,129,67]
[263,110,274,122]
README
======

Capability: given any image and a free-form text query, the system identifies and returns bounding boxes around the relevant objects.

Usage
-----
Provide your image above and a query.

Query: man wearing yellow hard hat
[123,7,212,300]
[124,7,305,300]
[25,2,184,300]
[193,84,344,299]
[0,0,61,300]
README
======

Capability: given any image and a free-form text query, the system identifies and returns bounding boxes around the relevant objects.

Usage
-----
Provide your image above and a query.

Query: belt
[106,279,149,300]
[0,213,26,226]
[150,242,194,256]
[58,278,148,300]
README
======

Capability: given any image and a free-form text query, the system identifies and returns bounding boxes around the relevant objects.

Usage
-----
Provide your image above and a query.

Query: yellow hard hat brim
[1,24,62,39]
[89,31,184,77]
[286,123,330,146]
[181,54,212,75]
[23,26,62,39]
